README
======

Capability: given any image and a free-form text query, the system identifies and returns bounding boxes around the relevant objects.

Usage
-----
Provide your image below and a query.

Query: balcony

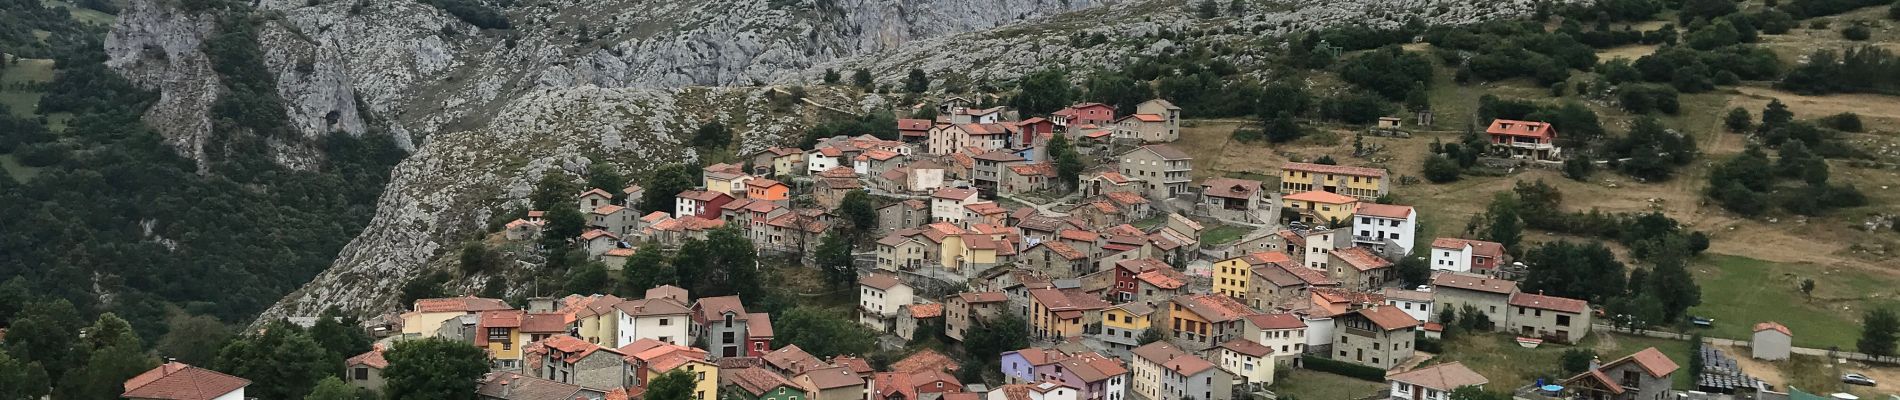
[1502,141,1555,150]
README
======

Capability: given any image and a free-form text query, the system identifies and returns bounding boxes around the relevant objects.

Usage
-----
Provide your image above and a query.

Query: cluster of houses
[116,99,1673,400]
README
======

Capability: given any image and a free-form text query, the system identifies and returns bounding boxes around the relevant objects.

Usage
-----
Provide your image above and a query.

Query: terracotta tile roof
[694,295,749,322]
[1115,258,1171,274]
[965,202,1007,215]
[1623,347,1681,377]
[1007,163,1052,176]
[1284,190,1358,204]
[1431,273,1518,295]
[121,362,250,400]
[933,187,978,200]
[641,211,671,222]
[830,356,874,374]
[1097,171,1133,184]
[580,188,615,199]
[1172,294,1257,322]
[1058,351,1128,382]
[1283,264,1337,286]
[1241,313,1307,330]
[679,189,730,202]
[763,345,827,375]
[1006,348,1070,366]
[1200,178,1263,199]
[908,304,943,319]
[797,366,866,389]
[1389,362,1489,391]
[1486,119,1556,140]
[1102,192,1148,207]
[561,294,627,320]
[726,367,802,396]
[531,335,622,364]
[1332,247,1392,272]
[476,372,597,400]
[1057,229,1100,243]
[1353,306,1420,331]
[413,296,512,313]
[1127,113,1166,122]
[520,312,568,333]
[1131,342,1215,376]
[1216,338,1274,357]
[892,349,959,374]
[1131,144,1190,160]
[1241,251,1292,265]
[1431,238,1505,260]
[613,297,691,317]
[346,348,388,369]
[1354,203,1414,219]
[1105,224,1145,237]
[1281,162,1387,178]
[630,344,710,372]
[1275,229,1305,247]
[1508,292,1590,314]
[1135,267,1186,290]
[1380,288,1435,303]
[1028,288,1112,314]
[528,210,546,218]
[1034,241,1088,260]
[957,292,1009,303]
[580,229,620,241]
[603,248,636,257]
[1754,321,1791,336]
[862,273,905,290]
[899,119,934,132]
[1252,264,1306,287]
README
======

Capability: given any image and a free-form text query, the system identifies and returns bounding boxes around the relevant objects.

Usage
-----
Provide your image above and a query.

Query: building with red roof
[1563,347,1679,400]
[1506,292,1593,343]
[1430,237,1507,275]
[1333,305,1420,370]
[1751,321,1792,360]
[1485,119,1561,160]
[123,362,250,400]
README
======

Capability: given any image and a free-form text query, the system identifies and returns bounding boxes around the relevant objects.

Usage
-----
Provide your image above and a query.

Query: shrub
[1618,84,1680,114]
[1304,356,1387,381]
[1842,24,1872,40]
[1820,112,1864,132]
[1423,154,1463,183]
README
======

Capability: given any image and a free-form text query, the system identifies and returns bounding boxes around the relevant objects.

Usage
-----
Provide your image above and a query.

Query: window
[659,318,671,326]
[488,328,509,341]
[354,367,369,380]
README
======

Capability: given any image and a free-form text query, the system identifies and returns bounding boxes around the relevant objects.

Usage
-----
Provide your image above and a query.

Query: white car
[1841,373,1876,386]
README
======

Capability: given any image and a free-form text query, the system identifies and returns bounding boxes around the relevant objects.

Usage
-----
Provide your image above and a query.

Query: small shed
[1376,117,1402,129]
[1751,321,1792,361]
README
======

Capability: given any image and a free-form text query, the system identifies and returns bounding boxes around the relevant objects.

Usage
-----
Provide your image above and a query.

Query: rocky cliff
[95,0,1558,320]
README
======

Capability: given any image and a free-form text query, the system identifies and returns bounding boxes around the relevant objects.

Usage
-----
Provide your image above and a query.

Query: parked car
[1842,373,1877,386]
[1690,316,1715,328]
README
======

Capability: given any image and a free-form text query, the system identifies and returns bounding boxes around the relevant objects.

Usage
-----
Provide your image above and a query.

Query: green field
[1,154,44,182]
[41,0,118,26]
[1430,331,1696,393]
[1270,369,1387,400]
[1,58,56,118]
[1201,224,1252,245]
[1685,254,1900,349]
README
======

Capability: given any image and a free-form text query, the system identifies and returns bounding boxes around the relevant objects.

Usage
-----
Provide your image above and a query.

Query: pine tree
[853,69,874,88]
[905,69,930,93]
[1860,307,1900,357]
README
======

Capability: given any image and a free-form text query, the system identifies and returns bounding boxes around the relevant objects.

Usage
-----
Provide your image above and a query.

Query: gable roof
[1567,347,1679,391]
[694,295,749,322]
[1057,351,1128,382]
[614,298,691,317]
[476,372,600,400]
[346,348,388,369]
[1332,247,1393,272]
[1200,178,1263,199]
[1127,144,1190,160]
[1350,306,1420,331]
[1431,238,1505,259]
[1241,313,1307,330]
[891,349,959,374]
[1508,292,1590,314]
[121,362,250,400]
[796,367,865,389]
[1753,321,1791,336]
[1281,162,1388,178]
[1130,342,1216,376]
[1135,267,1187,290]
[1172,294,1257,323]
[956,291,1009,303]
[1354,203,1415,219]
[1388,362,1489,391]
[933,187,978,200]
[764,345,827,375]
[1004,348,1069,366]
[726,367,802,396]
[1431,273,1518,295]
[1486,119,1556,140]
[908,304,944,319]
[413,295,513,313]
[862,273,905,291]
[1216,338,1274,357]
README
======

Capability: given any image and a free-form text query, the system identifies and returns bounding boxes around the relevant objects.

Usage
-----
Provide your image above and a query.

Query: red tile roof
[1754,321,1791,336]
[891,349,960,374]
[1332,247,1393,272]
[1431,238,1505,260]
[1508,292,1590,314]
[1353,306,1420,331]
[933,187,978,200]
[1216,339,1274,357]
[726,367,802,396]
[1241,313,1307,330]
[346,348,388,369]
[909,304,943,319]
[122,362,250,400]
[1354,203,1414,219]
[1486,119,1556,141]
[1134,267,1187,290]
[1431,273,1518,295]
[1172,294,1258,322]
[1281,162,1387,178]
[1200,178,1263,199]
[748,313,774,337]
[1389,362,1489,391]
[1130,342,1214,375]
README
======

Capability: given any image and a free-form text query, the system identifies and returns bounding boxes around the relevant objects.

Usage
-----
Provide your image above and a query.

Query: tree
[157,313,231,366]
[1564,154,1594,181]
[814,233,857,290]
[1688,333,1706,377]
[60,313,159,400]
[565,262,611,295]
[304,376,359,400]
[1314,155,1338,165]
[309,307,373,363]
[671,227,760,299]
[3,299,84,381]
[1860,308,1900,357]
[646,370,697,400]
[399,271,452,307]
[585,162,627,201]
[1450,385,1510,400]
[1048,134,1084,190]
[1263,112,1304,143]
[822,69,841,85]
[1085,73,1155,116]
[1011,69,1076,115]
[1646,261,1701,323]
[460,242,498,273]
[384,337,491,400]
[838,190,879,234]
[530,171,581,211]
[0,350,49,400]
[852,69,874,88]
[215,321,338,400]
[621,247,677,295]
[1396,256,1430,287]
[773,307,878,358]
[1196,0,1220,18]
[1483,195,1523,254]
[903,69,932,93]
[1422,154,1462,183]
[1560,349,1598,375]
[1138,327,1165,345]
[1723,107,1752,132]
[1228,0,1245,15]
[1800,278,1817,301]
[1457,304,1494,331]
[1338,47,1433,100]
[692,121,733,150]
[1521,241,1628,303]
[639,164,698,214]
[1761,99,1793,130]
[541,203,587,250]
[967,314,1032,360]
[1843,24,1872,40]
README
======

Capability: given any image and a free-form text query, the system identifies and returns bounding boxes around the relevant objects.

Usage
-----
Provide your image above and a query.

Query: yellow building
[478,310,525,369]
[1164,294,1257,349]
[1211,252,1294,300]
[628,341,721,400]
[564,295,627,346]
[400,296,513,336]
[1283,190,1360,226]
[1028,288,1112,340]
[1100,302,1155,352]
[1279,162,1389,200]
[704,163,751,197]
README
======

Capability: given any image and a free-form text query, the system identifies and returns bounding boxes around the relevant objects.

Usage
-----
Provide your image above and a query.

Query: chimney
[1588,356,1600,371]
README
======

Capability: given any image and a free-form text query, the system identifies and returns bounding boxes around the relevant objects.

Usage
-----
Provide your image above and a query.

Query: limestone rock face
[98,0,1560,320]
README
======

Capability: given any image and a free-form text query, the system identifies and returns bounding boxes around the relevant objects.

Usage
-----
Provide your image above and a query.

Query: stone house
[526,335,629,390]
[345,348,388,394]
[1429,272,1517,326]
[1002,163,1056,195]
[1117,145,1193,200]
[1198,178,1272,223]
[945,292,1007,342]
[972,150,1027,199]
[1327,247,1394,291]
[1504,292,1592,344]
[1163,294,1258,351]
[876,200,929,236]
[1562,347,1679,400]
[1331,305,1418,370]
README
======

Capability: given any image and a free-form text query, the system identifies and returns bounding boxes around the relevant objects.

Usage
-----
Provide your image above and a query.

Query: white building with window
[1386,362,1488,400]
[613,298,691,348]
[1351,203,1417,257]
[1381,288,1435,323]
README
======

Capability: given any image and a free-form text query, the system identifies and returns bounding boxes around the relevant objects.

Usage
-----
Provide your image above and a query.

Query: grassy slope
[1432,332,1696,392]
[0,58,55,119]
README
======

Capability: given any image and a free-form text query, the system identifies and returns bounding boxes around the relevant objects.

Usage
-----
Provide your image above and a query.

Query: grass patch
[1130,215,1167,230]
[1,154,44,182]
[1,58,56,119]
[1685,254,1900,349]
[1269,369,1387,400]
[1200,224,1251,245]
[1432,331,1695,393]
[40,0,118,26]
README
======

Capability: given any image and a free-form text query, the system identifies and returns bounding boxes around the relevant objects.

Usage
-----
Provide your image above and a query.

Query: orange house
[748,178,791,203]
